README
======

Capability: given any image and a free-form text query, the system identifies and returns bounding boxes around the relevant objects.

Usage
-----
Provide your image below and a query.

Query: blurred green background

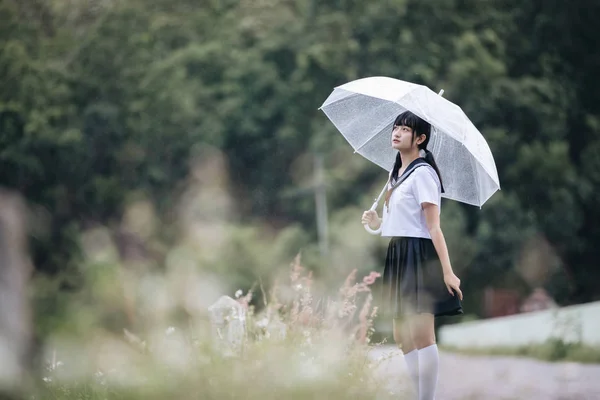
[1,0,599,342]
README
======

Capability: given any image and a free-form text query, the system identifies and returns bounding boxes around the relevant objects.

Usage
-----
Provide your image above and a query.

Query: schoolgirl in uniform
[362,111,463,400]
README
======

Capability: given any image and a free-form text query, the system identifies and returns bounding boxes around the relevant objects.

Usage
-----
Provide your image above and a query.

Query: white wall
[438,301,600,348]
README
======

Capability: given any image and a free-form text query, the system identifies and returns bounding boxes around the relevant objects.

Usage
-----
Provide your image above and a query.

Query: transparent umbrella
[319,76,500,232]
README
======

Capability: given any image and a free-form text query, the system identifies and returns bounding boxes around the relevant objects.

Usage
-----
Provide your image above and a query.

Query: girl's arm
[422,203,463,300]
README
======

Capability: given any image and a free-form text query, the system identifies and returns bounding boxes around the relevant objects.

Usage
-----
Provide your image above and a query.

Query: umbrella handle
[363,181,388,235]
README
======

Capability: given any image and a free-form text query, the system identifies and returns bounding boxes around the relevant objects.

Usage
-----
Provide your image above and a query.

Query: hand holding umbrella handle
[363,203,382,234]
[363,181,389,235]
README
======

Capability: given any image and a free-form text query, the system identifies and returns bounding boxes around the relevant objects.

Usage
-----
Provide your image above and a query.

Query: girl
[362,111,463,400]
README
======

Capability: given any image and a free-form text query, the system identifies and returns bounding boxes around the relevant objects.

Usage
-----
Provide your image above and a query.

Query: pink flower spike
[363,276,376,285]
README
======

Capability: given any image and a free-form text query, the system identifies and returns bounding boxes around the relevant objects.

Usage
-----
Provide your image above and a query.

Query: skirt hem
[382,236,463,319]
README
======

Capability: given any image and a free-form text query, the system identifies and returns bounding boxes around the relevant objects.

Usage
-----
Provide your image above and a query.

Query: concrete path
[369,346,600,400]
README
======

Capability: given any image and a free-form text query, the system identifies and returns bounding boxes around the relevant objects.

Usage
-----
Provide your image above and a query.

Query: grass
[441,338,600,364]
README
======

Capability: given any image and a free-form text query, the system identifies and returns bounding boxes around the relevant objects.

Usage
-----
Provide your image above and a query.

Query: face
[391,124,425,151]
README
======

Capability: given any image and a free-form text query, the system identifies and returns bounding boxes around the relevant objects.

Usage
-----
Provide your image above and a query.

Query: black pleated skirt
[382,237,463,319]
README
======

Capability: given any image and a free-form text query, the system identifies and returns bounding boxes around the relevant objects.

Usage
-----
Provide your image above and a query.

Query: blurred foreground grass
[37,338,393,400]
[31,252,403,400]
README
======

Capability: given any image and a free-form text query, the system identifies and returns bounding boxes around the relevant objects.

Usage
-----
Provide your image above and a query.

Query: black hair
[390,110,445,193]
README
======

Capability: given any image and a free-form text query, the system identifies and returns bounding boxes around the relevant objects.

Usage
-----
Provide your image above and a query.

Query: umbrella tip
[438,89,444,96]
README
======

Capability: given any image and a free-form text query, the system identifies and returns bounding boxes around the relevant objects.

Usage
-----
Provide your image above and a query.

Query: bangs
[393,110,430,135]
[393,110,420,131]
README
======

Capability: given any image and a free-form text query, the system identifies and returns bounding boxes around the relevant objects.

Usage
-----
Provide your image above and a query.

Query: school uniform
[381,158,463,319]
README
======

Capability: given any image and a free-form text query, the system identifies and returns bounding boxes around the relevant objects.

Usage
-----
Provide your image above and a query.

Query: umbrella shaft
[370,181,389,211]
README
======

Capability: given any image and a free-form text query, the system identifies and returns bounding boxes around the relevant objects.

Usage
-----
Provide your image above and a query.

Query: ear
[416,134,426,145]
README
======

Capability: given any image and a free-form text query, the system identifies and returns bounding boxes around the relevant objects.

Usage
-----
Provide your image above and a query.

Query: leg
[409,313,436,349]
[393,318,419,397]
[408,314,438,400]
[393,317,416,352]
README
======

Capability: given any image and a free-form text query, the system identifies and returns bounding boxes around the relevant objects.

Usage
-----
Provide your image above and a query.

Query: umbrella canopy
[319,76,500,207]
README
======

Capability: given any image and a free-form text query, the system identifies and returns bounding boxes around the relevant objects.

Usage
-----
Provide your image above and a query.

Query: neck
[400,148,421,167]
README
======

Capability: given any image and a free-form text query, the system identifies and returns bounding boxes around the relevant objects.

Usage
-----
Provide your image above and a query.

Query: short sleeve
[412,167,440,207]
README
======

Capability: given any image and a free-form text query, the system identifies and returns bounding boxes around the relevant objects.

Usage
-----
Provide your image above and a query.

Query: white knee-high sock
[403,349,420,397]
[418,344,439,400]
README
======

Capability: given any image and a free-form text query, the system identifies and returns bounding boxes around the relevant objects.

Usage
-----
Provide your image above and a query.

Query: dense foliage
[2,0,599,326]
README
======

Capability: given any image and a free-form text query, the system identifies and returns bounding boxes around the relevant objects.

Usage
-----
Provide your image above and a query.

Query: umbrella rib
[353,122,392,154]
[354,87,442,154]
[327,88,416,154]
[353,102,413,154]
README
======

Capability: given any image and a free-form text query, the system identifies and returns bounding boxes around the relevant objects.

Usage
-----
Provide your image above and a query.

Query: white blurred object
[208,296,246,356]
